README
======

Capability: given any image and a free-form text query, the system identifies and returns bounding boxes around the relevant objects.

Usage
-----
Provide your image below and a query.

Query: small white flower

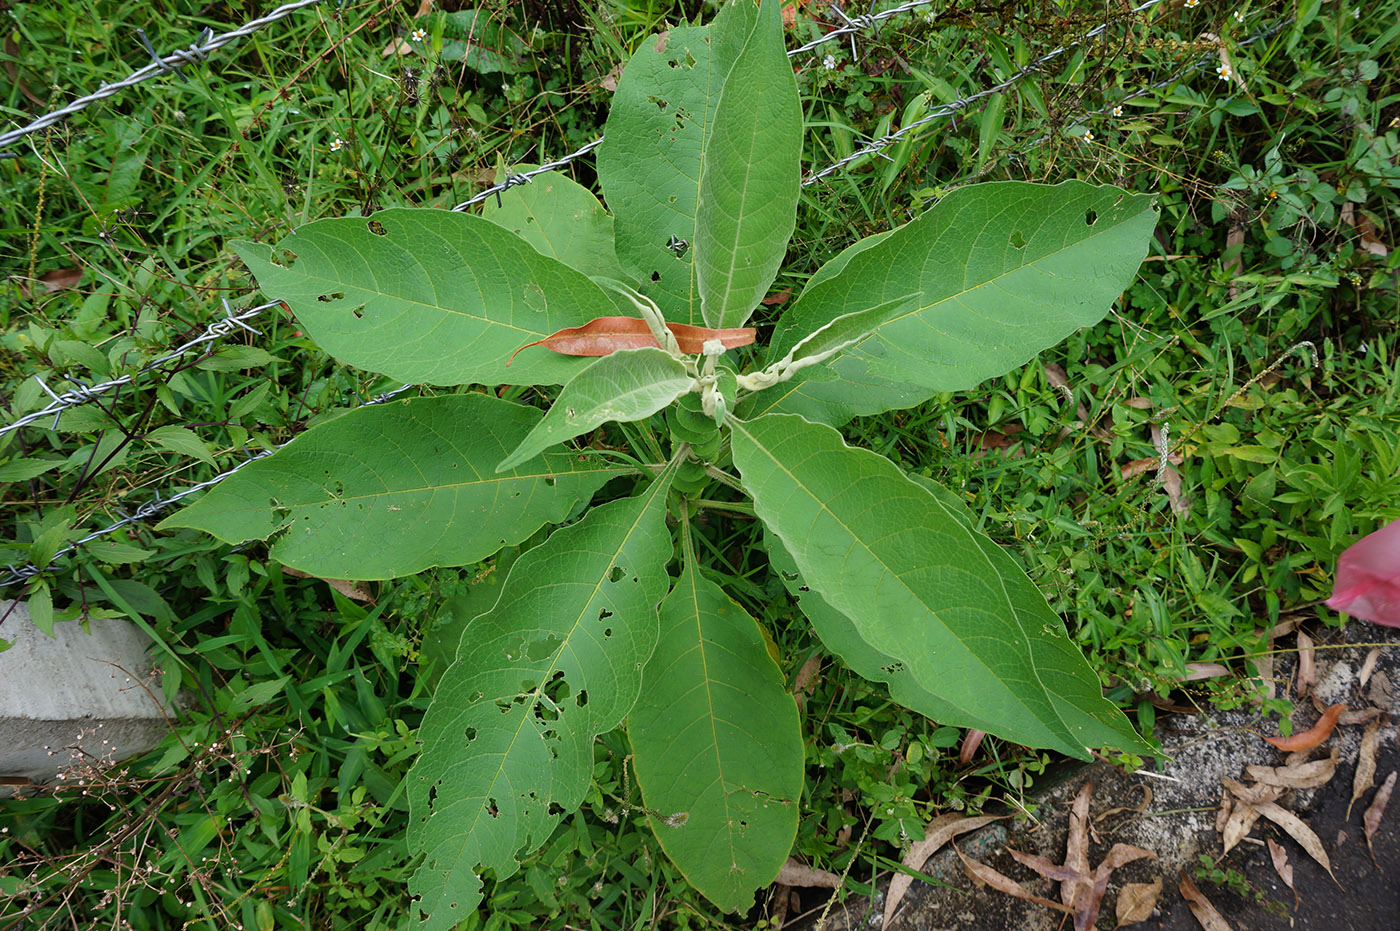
[1081,130,1095,144]
[411,28,427,43]
[1184,0,1199,7]
[1112,105,1123,117]
[1217,64,1233,81]
[1353,7,1360,17]
[502,82,510,94]
[1233,10,1245,23]
[822,53,837,71]
[329,137,345,152]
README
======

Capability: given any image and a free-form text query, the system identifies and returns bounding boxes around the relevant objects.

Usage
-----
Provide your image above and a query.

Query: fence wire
[0,0,326,157]
[3,1,1295,586]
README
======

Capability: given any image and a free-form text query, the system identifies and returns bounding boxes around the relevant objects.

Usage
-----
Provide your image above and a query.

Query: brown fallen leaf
[1149,424,1190,516]
[281,567,374,602]
[1114,878,1162,928]
[954,843,1075,915]
[1220,777,1287,855]
[1121,454,1185,480]
[761,290,791,306]
[959,729,986,764]
[1245,748,1339,789]
[1178,871,1233,931]
[1002,782,1156,931]
[507,316,756,364]
[790,653,821,709]
[1358,647,1382,689]
[1364,771,1396,865]
[1349,716,1383,820]
[1263,703,1346,752]
[1295,630,1315,698]
[1267,837,1297,906]
[774,857,841,888]
[1252,799,1339,885]
[881,813,1002,927]
[1337,706,1384,726]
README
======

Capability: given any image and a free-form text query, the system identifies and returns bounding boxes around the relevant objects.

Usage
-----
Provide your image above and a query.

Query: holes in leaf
[1010,230,1026,249]
[277,249,298,267]
[648,95,669,110]
[544,476,557,486]
[881,662,904,675]
[798,584,810,592]
[602,627,613,639]
[609,566,625,583]
[351,304,366,319]
[547,802,566,816]
[650,270,661,282]
[575,689,589,708]
[780,570,799,582]
[684,51,696,68]
[1084,209,1098,226]
[368,219,387,236]
[317,291,344,303]
[463,726,477,742]
[485,797,500,818]
[598,608,614,621]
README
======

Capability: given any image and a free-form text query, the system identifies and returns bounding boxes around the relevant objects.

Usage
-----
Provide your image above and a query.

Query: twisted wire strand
[0,0,326,156]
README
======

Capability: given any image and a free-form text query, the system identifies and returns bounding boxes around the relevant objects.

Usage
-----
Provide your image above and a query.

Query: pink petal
[1326,518,1400,628]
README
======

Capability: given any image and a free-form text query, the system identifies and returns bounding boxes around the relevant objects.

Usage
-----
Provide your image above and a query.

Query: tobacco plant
[160,1,1157,924]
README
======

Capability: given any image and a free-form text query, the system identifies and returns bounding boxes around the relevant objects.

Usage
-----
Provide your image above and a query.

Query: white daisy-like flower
[1184,0,1199,8]
[1081,130,1095,144]
[1112,105,1124,117]
[411,28,427,43]
[1233,10,1245,23]
[1217,64,1233,81]
[329,137,345,152]
[822,53,837,71]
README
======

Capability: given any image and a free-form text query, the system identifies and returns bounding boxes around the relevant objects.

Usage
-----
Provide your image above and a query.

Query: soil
[800,618,1400,931]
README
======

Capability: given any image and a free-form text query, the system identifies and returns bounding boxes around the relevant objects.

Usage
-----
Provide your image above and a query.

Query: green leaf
[0,457,66,482]
[436,9,527,74]
[752,182,1157,424]
[731,413,1150,759]
[28,579,54,637]
[158,394,630,579]
[85,539,157,565]
[231,209,617,387]
[497,348,693,472]
[227,675,290,712]
[481,166,627,280]
[407,459,679,930]
[751,292,921,385]
[630,540,802,913]
[146,425,217,466]
[694,0,801,329]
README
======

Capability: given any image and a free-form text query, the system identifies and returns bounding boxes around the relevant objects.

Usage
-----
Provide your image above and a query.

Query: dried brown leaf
[507,316,756,365]
[1266,838,1296,905]
[281,567,374,602]
[1349,716,1383,820]
[1114,879,1162,928]
[1358,647,1382,689]
[1178,871,1234,931]
[1337,706,1384,726]
[882,814,1002,926]
[1221,802,1263,855]
[959,729,986,765]
[1222,776,1287,805]
[1214,788,1232,835]
[774,858,841,888]
[1263,703,1347,752]
[1245,748,1339,789]
[790,653,821,708]
[1364,771,1396,863]
[1295,630,1315,698]
[955,844,1075,914]
[1252,800,1338,884]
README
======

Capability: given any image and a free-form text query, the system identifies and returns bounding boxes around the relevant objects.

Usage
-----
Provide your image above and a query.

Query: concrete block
[0,599,172,789]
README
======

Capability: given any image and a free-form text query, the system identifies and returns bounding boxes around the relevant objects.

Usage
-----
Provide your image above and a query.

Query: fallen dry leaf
[1220,777,1284,855]
[881,813,1002,927]
[1245,748,1339,789]
[1149,424,1190,516]
[1337,706,1384,726]
[1114,878,1162,928]
[954,843,1075,915]
[761,290,791,305]
[507,316,756,364]
[1178,871,1233,931]
[1295,630,1315,697]
[1349,716,1382,820]
[1266,837,1297,906]
[282,567,374,602]
[1364,771,1396,864]
[959,729,986,764]
[1263,703,1346,752]
[1002,782,1156,931]
[774,857,841,888]
[790,653,821,709]
[1252,799,1339,884]
[1121,454,1185,480]
[1359,647,1382,689]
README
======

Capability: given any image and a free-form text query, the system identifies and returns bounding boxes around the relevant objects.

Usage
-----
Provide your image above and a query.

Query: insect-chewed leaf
[508,317,756,364]
[630,548,803,913]
[497,348,694,472]
[158,394,629,580]
[407,459,679,931]
[731,413,1151,759]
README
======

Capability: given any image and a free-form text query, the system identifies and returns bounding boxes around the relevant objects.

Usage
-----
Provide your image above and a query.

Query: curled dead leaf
[775,857,841,889]
[959,729,986,764]
[954,843,1075,914]
[882,813,1002,927]
[1114,878,1162,928]
[507,316,756,365]
[1295,630,1315,697]
[282,567,374,602]
[1252,800,1339,885]
[1263,703,1346,752]
[1178,871,1233,931]
[1245,748,1339,789]
[1266,837,1297,906]
[1358,647,1382,689]
[1364,771,1396,865]
[1349,716,1382,820]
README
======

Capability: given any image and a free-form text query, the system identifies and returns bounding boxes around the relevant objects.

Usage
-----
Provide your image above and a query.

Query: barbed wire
[0,381,416,589]
[0,0,325,157]
[1,300,275,438]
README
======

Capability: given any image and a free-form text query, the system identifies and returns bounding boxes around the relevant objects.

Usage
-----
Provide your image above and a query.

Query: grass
[2,0,1398,928]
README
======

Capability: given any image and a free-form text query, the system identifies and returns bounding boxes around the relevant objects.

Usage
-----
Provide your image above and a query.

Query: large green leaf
[731,413,1150,759]
[747,182,1157,424]
[596,0,758,326]
[630,539,802,913]
[694,0,801,329]
[406,461,678,930]
[231,209,616,387]
[157,394,629,579]
[497,348,694,471]
[480,166,627,281]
